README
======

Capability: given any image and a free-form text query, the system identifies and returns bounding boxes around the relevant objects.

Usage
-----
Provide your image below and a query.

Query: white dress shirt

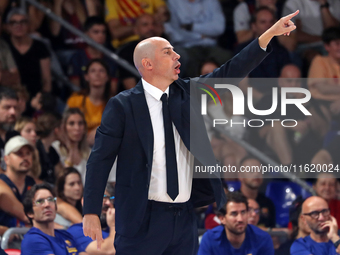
[142,78,193,203]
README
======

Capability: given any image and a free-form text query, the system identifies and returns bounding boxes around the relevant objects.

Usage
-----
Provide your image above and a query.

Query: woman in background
[55,167,83,228]
[67,59,110,146]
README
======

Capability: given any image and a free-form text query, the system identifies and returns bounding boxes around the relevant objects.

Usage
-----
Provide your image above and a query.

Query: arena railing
[20,0,141,79]
[1,227,30,250]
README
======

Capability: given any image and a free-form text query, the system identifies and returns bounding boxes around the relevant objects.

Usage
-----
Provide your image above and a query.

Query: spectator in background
[27,0,54,40]
[50,0,87,65]
[52,108,91,184]
[235,7,291,95]
[290,196,340,255]
[0,86,19,171]
[233,0,277,44]
[247,64,326,166]
[56,167,83,214]
[0,14,20,87]
[35,113,63,185]
[165,0,232,77]
[308,27,340,129]
[11,85,29,117]
[105,0,167,48]
[198,192,274,255]
[283,0,340,63]
[0,136,35,234]
[6,8,52,97]
[117,13,156,90]
[248,198,260,226]
[14,117,41,182]
[68,16,118,94]
[68,187,115,255]
[238,156,276,228]
[21,183,87,255]
[312,173,340,226]
[67,59,111,146]
[275,197,310,255]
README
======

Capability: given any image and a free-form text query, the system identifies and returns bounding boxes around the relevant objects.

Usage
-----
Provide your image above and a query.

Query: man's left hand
[321,215,339,242]
[269,10,299,37]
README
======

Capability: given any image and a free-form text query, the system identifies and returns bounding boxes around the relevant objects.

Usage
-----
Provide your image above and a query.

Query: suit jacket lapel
[169,82,190,151]
[131,81,154,180]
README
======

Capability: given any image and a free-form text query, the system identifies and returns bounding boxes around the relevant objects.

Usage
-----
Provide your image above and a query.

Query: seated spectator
[235,7,291,94]
[68,16,118,94]
[198,192,274,255]
[21,183,87,254]
[0,86,19,170]
[36,113,63,185]
[52,108,89,184]
[55,167,83,228]
[312,173,340,226]
[247,64,325,166]
[290,196,340,255]
[0,14,20,87]
[0,136,35,234]
[105,0,167,48]
[308,27,340,129]
[238,156,276,228]
[11,84,30,117]
[6,8,51,97]
[275,197,310,255]
[67,59,111,146]
[165,0,232,77]
[50,0,87,66]
[233,0,277,44]
[14,117,41,182]
[117,13,156,90]
[248,198,260,226]
[283,0,340,63]
[68,187,115,254]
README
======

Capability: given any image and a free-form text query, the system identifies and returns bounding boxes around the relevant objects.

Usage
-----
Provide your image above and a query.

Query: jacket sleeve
[83,96,125,216]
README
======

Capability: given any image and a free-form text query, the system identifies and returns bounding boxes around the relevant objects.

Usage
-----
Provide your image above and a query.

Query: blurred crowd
[0,0,340,254]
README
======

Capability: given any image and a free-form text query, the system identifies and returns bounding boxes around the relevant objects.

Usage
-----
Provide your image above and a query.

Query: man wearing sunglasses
[68,189,116,255]
[21,183,87,255]
[290,196,340,255]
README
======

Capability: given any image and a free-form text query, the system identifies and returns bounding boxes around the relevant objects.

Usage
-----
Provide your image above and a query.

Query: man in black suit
[83,10,299,255]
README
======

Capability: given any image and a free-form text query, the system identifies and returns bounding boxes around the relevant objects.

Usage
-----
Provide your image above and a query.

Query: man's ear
[142,58,153,71]
[3,155,9,167]
[219,214,227,225]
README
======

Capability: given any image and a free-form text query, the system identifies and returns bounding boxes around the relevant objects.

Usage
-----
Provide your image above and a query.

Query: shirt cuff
[260,46,267,51]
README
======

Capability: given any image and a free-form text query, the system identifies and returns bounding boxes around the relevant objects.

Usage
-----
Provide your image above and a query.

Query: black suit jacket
[83,39,271,237]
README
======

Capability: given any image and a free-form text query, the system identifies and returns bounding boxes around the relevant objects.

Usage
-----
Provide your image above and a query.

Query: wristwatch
[333,238,340,248]
[320,2,330,9]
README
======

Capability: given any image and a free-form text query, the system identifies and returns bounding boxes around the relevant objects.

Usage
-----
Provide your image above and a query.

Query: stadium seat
[4,249,21,255]
[265,181,303,227]
[225,181,241,192]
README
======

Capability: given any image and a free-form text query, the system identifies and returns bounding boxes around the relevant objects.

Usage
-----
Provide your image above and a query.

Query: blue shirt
[21,227,85,255]
[67,222,110,251]
[198,224,274,255]
[290,235,339,255]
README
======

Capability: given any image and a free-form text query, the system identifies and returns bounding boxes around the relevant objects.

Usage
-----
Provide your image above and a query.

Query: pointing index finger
[283,10,299,21]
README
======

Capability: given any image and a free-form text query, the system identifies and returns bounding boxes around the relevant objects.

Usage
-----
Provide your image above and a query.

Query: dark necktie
[161,93,179,201]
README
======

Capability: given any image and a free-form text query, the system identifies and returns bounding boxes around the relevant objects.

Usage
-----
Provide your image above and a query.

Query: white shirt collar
[142,78,169,101]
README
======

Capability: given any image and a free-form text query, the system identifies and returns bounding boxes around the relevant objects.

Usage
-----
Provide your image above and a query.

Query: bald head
[133,37,168,73]
[302,196,328,214]
[280,64,301,79]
